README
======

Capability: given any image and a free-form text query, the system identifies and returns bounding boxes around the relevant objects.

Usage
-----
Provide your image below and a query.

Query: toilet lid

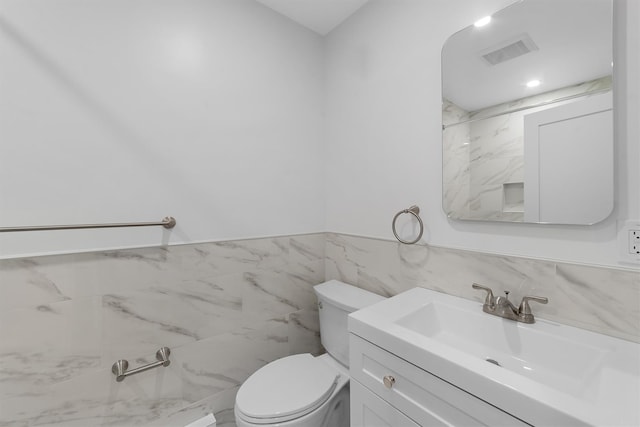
[235,354,339,424]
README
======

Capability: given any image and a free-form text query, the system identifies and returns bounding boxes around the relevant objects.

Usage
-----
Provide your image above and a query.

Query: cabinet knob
[383,375,396,389]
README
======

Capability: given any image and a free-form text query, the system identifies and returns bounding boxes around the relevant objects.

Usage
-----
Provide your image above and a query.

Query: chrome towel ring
[392,205,424,245]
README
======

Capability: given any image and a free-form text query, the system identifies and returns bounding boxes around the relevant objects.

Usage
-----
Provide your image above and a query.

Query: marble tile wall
[1,231,637,426]
[442,99,471,218]
[0,234,326,427]
[325,233,640,343]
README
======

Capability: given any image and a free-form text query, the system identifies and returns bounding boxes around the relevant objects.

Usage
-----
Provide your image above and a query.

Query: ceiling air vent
[480,33,539,66]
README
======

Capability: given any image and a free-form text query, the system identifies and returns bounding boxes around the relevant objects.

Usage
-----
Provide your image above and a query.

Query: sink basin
[349,287,640,426]
[395,300,606,397]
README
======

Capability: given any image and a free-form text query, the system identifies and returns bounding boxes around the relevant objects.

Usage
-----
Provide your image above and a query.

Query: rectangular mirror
[442,0,613,224]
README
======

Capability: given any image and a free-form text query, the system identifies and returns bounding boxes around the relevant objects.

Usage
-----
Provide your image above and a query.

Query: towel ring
[392,205,424,245]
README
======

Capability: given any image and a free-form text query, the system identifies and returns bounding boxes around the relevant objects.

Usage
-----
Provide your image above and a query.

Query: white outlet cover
[619,220,640,264]
[630,230,640,254]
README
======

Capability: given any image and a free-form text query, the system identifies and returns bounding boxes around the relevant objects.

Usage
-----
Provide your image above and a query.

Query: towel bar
[0,217,176,233]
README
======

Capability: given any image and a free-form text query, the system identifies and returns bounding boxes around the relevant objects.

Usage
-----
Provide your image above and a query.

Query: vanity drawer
[351,380,420,427]
[349,334,530,427]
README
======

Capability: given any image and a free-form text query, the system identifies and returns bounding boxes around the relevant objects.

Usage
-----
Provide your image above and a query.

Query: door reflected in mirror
[442,0,613,224]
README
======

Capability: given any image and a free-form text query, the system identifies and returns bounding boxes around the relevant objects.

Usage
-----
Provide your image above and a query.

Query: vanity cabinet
[349,334,530,427]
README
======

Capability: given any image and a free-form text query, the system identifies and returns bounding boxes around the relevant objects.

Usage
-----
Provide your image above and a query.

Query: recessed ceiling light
[526,79,541,88]
[474,16,492,28]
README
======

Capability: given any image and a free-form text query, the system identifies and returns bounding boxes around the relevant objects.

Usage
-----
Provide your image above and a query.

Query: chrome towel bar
[442,88,611,130]
[392,205,424,245]
[0,216,176,233]
[112,347,171,382]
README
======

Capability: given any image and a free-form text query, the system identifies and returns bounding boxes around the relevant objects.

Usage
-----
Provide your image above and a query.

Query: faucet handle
[518,295,548,323]
[472,283,495,307]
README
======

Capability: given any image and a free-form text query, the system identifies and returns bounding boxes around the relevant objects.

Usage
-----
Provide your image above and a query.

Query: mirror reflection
[442,0,613,224]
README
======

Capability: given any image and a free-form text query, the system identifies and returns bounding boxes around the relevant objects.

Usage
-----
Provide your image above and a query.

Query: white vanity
[348,287,640,426]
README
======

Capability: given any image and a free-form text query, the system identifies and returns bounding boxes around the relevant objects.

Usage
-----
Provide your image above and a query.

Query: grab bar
[112,347,171,382]
[0,216,176,233]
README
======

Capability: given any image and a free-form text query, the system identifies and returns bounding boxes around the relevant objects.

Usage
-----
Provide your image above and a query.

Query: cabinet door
[351,380,420,427]
[350,335,530,426]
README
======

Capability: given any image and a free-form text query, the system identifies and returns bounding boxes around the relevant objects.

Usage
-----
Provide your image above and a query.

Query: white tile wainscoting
[325,233,639,343]
[0,233,637,426]
[0,234,326,426]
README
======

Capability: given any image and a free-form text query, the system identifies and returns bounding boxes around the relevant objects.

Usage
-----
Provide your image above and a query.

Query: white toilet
[234,280,386,427]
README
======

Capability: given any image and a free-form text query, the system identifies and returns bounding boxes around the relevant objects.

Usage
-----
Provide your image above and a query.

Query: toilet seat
[235,354,340,424]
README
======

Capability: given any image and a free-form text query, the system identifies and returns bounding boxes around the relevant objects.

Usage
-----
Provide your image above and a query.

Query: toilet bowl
[234,353,349,427]
[234,280,386,427]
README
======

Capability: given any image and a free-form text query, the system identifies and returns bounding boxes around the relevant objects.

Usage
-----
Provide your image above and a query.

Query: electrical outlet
[620,220,640,264]
[630,229,640,255]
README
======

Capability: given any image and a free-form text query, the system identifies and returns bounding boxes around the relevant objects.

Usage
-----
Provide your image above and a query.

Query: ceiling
[255,0,370,35]
[254,0,612,111]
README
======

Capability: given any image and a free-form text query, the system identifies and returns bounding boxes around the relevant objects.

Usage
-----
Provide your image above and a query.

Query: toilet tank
[313,280,386,367]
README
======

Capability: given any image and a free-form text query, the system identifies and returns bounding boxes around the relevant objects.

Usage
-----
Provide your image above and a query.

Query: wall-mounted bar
[112,347,171,382]
[0,216,176,233]
[442,88,611,130]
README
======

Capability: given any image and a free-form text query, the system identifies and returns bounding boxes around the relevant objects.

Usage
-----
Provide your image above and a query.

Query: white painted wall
[325,0,640,268]
[0,0,325,258]
[1,0,637,269]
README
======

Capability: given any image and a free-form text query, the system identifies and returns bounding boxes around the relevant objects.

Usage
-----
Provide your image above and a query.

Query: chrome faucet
[472,283,548,324]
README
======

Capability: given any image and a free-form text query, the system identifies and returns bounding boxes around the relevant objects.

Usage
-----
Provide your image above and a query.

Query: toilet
[234,280,386,427]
